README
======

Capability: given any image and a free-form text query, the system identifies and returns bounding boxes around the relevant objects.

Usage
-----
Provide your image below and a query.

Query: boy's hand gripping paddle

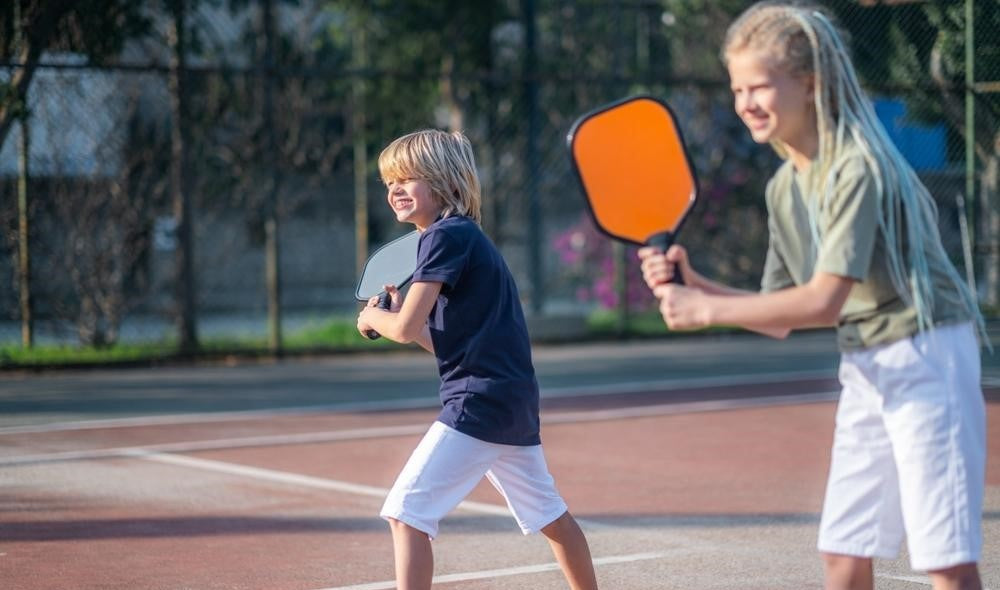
[355,230,421,340]
[567,95,698,283]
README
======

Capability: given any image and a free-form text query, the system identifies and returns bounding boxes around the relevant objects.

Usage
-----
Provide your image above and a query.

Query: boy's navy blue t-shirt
[411,215,540,446]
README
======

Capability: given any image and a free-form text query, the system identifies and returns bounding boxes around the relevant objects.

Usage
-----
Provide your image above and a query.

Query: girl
[357,129,597,590]
[638,3,987,589]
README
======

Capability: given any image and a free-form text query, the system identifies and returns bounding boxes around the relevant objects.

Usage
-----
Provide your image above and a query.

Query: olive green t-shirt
[760,145,969,351]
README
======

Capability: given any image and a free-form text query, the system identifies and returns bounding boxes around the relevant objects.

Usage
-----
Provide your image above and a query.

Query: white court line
[877,574,932,586]
[0,369,835,435]
[542,391,837,425]
[0,422,430,466]
[0,390,837,466]
[317,551,671,590]
[877,573,993,590]
[138,451,511,517]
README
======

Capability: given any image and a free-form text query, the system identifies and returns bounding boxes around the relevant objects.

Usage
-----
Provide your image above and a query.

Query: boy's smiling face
[386,178,442,231]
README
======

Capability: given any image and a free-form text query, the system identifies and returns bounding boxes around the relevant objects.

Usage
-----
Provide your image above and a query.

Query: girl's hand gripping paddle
[567,95,698,283]
[355,230,420,340]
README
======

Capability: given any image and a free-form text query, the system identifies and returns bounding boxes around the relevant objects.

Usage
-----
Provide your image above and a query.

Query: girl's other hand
[652,283,711,330]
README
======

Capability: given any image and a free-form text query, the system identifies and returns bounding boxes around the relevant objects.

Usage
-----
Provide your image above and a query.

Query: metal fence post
[522,0,543,314]
[964,0,976,291]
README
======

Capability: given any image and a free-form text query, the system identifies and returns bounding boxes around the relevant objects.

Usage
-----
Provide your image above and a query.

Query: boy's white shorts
[380,421,568,539]
[817,322,986,571]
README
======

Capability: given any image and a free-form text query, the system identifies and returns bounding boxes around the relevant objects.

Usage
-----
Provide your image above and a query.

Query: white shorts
[817,322,986,571]
[380,421,568,539]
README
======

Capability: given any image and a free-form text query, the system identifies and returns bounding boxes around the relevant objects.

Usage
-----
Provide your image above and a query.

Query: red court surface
[2,378,999,590]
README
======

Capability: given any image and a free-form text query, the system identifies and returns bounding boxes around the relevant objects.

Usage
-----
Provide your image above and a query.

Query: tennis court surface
[3,330,999,589]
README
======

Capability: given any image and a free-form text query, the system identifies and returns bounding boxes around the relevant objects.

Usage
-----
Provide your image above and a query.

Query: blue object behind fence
[874,98,946,172]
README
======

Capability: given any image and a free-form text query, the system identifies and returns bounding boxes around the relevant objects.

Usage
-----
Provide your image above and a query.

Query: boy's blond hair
[378,129,482,225]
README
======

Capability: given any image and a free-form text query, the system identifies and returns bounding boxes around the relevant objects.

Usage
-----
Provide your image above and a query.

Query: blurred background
[0,0,997,365]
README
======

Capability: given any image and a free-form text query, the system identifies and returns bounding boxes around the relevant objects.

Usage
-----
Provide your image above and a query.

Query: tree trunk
[168,0,198,353]
[352,25,368,279]
[439,54,463,131]
[17,115,32,347]
[260,0,282,354]
[0,0,75,152]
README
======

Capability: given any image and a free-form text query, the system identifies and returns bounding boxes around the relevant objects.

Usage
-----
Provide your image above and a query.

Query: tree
[1,1,152,348]
[0,1,150,153]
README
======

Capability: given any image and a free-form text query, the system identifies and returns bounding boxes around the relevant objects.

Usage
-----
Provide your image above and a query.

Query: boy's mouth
[393,198,413,210]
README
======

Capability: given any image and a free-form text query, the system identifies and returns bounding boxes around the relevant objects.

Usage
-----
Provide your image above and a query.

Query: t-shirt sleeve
[412,227,466,288]
[814,159,878,281]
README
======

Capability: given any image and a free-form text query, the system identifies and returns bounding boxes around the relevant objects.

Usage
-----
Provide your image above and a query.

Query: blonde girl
[638,2,987,589]
[358,130,597,590]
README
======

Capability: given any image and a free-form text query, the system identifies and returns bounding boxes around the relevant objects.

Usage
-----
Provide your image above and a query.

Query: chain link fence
[1,0,997,355]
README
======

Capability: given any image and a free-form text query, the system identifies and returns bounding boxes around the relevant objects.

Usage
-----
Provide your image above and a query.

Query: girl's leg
[387,518,433,590]
[882,324,985,575]
[821,553,872,590]
[540,511,598,590]
[927,563,981,590]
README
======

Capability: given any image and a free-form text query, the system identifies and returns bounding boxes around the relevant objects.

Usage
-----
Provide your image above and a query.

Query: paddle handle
[647,231,684,285]
[363,292,393,340]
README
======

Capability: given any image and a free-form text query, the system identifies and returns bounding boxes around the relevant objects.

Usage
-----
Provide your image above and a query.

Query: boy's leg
[541,511,598,590]
[380,422,499,588]
[821,553,872,590]
[387,518,433,590]
[927,563,981,590]
[485,444,597,589]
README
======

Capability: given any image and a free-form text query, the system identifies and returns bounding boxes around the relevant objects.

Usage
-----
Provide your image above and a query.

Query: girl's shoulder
[764,159,797,204]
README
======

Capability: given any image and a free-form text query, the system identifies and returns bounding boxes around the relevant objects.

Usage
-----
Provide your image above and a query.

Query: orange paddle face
[568,96,697,249]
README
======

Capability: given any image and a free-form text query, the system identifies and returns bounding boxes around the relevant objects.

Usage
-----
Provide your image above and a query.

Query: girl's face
[727,48,816,155]
[386,177,442,230]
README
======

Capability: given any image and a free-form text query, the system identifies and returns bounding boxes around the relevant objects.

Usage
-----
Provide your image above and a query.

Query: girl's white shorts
[817,322,986,571]
[380,421,568,540]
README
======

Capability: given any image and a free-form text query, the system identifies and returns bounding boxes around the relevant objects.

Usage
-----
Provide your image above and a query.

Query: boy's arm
[654,271,854,334]
[358,281,442,346]
[413,325,434,353]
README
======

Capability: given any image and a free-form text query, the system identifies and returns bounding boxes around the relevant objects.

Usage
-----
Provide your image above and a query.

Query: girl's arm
[358,281,442,350]
[654,270,855,334]
[639,245,790,338]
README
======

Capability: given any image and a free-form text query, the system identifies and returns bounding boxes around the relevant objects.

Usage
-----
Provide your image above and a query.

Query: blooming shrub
[551,214,657,311]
